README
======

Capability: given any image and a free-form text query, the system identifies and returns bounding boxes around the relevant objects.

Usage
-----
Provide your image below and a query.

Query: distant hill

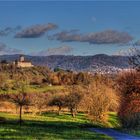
[0,54,130,72]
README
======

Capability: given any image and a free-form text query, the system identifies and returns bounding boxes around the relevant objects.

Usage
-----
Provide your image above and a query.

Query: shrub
[81,75,119,122]
[117,71,140,128]
[118,92,140,128]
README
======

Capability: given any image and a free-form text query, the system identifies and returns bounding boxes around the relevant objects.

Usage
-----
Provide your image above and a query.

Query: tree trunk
[70,108,76,118]
[75,107,78,115]
[19,105,22,126]
[58,106,61,115]
[16,105,18,114]
[38,108,42,115]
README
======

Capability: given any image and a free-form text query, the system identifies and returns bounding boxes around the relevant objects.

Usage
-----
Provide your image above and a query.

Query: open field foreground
[0,112,112,140]
[0,112,140,140]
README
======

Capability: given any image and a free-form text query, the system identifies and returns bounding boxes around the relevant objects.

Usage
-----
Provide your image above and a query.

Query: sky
[0,1,140,56]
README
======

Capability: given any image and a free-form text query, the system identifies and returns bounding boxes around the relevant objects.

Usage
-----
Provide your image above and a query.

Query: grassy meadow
[0,85,64,94]
[0,112,112,140]
[0,111,140,139]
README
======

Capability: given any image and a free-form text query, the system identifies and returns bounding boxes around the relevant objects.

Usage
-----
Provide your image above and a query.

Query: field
[0,85,64,94]
[0,112,112,140]
[0,111,140,139]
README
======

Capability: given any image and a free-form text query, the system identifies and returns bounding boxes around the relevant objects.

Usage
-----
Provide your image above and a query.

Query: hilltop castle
[13,55,34,68]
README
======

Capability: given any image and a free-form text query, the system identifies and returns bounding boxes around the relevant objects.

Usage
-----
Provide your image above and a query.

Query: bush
[81,75,119,122]
[118,92,140,128]
[117,71,140,128]
[119,112,140,129]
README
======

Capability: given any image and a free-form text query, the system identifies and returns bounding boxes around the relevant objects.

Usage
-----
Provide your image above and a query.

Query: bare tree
[65,86,83,117]
[128,48,140,71]
[81,74,119,122]
[31,93,49,115]
[49,93,66,115]
[8,91,31,126]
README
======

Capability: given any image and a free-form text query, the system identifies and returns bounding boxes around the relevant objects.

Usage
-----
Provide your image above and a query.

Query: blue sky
[0,1,140,56]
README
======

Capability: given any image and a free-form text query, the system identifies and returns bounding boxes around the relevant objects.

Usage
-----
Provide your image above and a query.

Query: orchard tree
[31,93,49,115]
[49,94,66,115]
[8,92,31,125]
[65,86,83,117]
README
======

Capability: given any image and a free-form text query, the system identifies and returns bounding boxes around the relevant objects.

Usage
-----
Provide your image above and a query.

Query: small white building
[13,55,34,68]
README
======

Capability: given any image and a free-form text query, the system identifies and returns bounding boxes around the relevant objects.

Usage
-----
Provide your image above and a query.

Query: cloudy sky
[0,1,140,56]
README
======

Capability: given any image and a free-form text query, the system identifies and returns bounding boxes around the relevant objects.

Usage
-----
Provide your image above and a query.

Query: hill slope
[0,54,130,72]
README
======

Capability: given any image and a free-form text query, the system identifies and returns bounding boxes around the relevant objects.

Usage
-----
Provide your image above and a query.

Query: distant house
[13,55,34,68]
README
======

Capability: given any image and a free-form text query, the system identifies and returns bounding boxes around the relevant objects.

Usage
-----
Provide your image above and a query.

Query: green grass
[0,85,64,94]
[108,112,120,128]
[108,112,140,137]
[25,85,64,93]
[0,112,112,140]
[88,112,121,129]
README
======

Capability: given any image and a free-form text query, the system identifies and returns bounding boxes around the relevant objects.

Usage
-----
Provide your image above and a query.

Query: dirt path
[89,128,140,140]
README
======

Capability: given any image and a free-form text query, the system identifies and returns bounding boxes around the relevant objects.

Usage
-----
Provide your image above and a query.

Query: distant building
[13,55,34,68]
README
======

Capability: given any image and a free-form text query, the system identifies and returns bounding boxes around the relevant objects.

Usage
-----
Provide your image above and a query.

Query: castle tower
[19,55,25,62]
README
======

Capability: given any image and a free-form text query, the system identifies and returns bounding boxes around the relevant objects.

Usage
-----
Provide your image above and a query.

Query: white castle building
[13,55,34,68]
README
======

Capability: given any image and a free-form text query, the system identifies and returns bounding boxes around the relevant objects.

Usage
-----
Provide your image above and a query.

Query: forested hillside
[0,64,93,92]
[0,54,129,72]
